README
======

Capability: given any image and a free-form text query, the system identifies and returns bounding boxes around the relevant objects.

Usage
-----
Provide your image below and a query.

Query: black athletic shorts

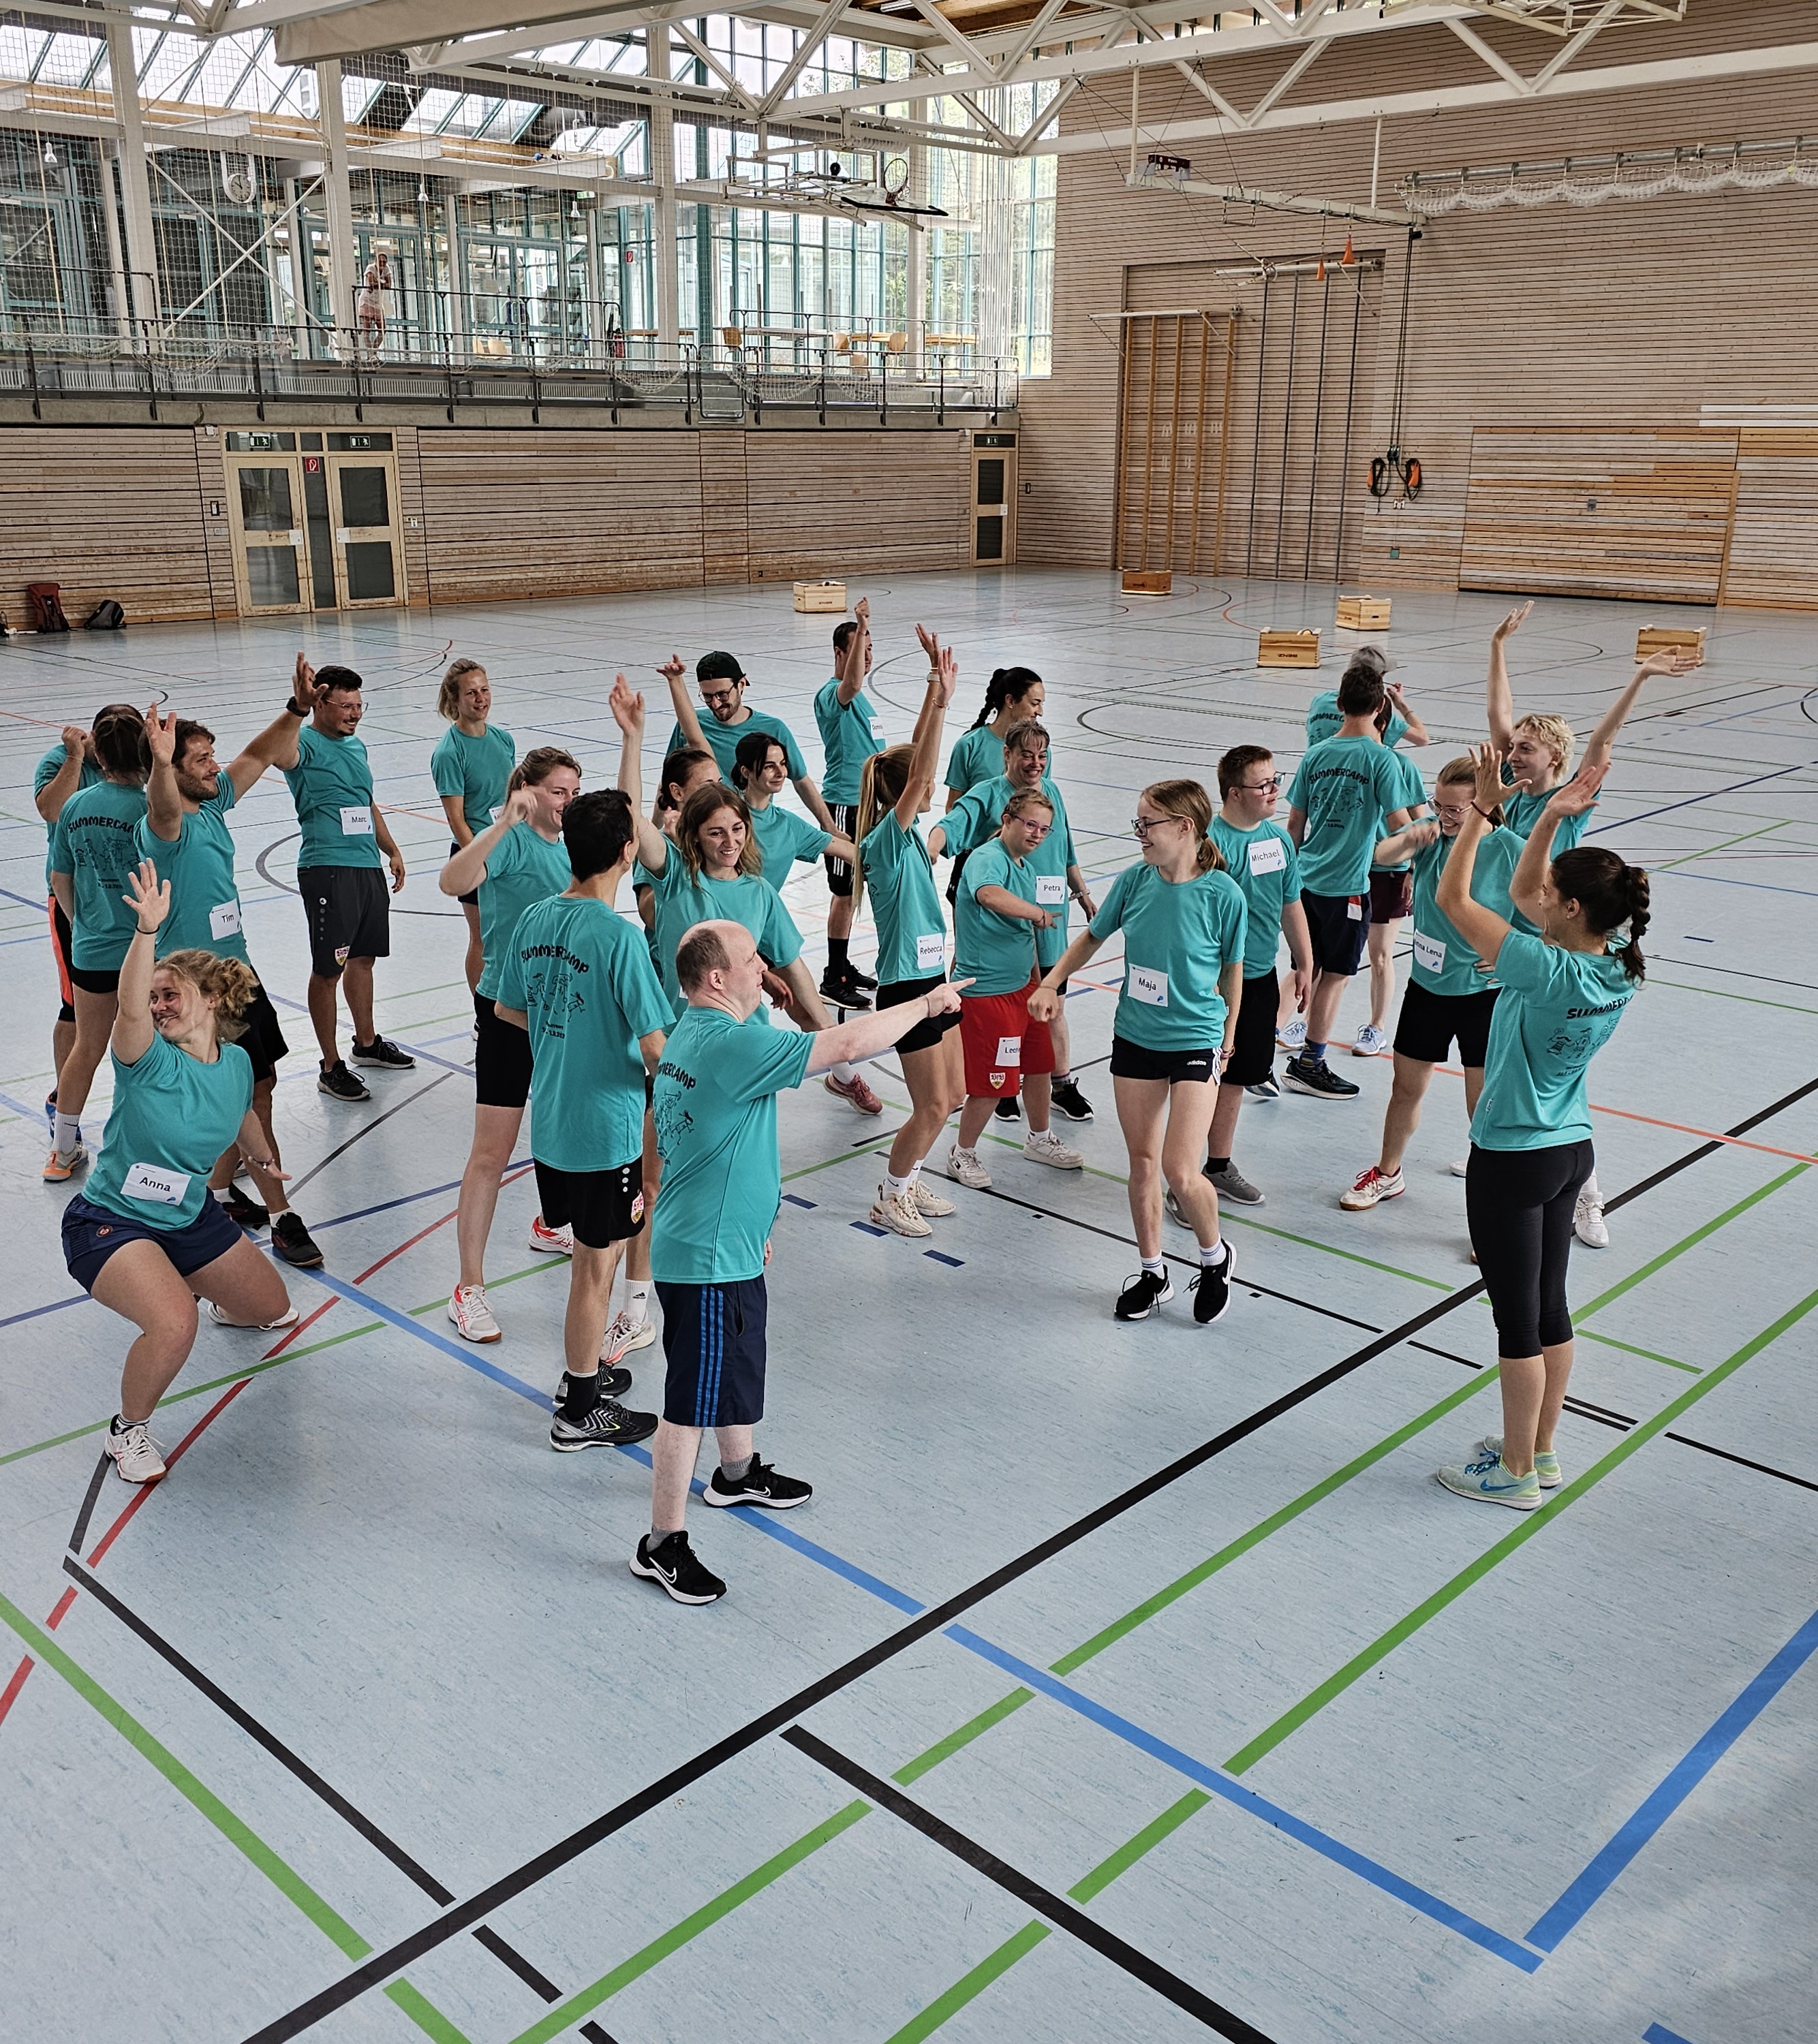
[656,1275,767,1428]
[1222,970,1280,1088]
[235,979,290,1086]
[1109,1035,1221,1085]
[824,803,857,897]
[474,991,532,1109]
[298,865,390,978]
[50,896,75,1022]
[878,974,961,1055]
[533,1156,643,1250]
[68,962,121,996]
[1393,981,1501,1069]
[450,839,479,908]
[1303,888,1371,976]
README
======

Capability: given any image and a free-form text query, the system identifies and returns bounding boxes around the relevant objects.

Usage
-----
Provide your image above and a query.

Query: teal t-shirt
[87,1029,252,1229]
[496,894,671,1174]
[1088,859,1248,1051]
[1306,690,1409,749]
[476,823,571,1002]
[813,677,883,806]
[431,724,515,837]
[1470,931,1635,1151]
[49,781,149,971]
[650,1004,815,1284]
[35,743,103,888]
[1371,749,1430,876]
[1408,829,1524,1000]
[1287,734,1411,896]
[749,801,831,879]
[1208,817,1300,978]
[860,812,949,986]
[282,725,380,871]
[944,724,1054,796]
[136,781,249,965]
[664,709,806,785]
[1500,785,1588,935]
[648,854,803,1011]
[955,840,1044,995]
[942,774,1075,970]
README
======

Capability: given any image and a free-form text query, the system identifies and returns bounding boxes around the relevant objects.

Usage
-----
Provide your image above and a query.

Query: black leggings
[1465,1140,1594,1358]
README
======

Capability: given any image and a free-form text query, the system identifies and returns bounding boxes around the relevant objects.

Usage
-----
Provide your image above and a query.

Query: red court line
[46,1588,77,1630]
[0,1656,31,1726]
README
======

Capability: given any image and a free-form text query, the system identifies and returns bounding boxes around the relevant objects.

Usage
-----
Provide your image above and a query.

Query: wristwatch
[286,698,309,716]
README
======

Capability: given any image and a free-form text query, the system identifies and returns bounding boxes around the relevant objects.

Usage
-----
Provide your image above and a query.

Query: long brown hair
[1553,846,1650,982]
[1143,777,1224,874]
[677,782,761,883]
[852,743,916,915]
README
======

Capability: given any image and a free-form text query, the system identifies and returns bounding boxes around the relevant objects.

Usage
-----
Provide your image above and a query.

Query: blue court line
[1655,870,1818,902]
[0,884,46,910]
[1525,1602,1818,1951]
[944,1624,1542,1972]
[286,1264,549,1410]
[1642,2026,1699,2044]
[0,1085,46,1119]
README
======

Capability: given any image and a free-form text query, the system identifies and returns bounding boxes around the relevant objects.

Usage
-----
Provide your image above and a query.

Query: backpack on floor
[83,600,125,630]
[27,583,69,633]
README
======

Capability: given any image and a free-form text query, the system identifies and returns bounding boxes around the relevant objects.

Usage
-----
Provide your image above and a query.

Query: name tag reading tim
[209,900,242,940]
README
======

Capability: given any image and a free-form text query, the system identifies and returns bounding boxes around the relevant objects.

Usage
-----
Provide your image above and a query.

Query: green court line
[1574,1329,1700,1375]
[1653,978,1818,1019]
[1222,1282,1818,1778]
[1652,820,1787,871]
[384,1982,476,2044]
[1571,1163,1809,1323]
[895,1688,1037,1784]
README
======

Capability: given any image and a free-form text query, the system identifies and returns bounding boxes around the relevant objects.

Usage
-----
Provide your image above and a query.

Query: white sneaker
[601,1308,657,1362]
[1339,1164,1404,1211]
[1451,1158,1470,1178]
[909,1178,956,1218]
[870,1183,933,1238]
[1574,1184,1609,1249]
[1023,1128,1084,1170]
[527,1215,573,1256]
[946,1145,991,1190]
[1353,1023,1389,1057]
[205,1299,299,1330]
[448,1283,502,1344]
[1276,1016,1307,1051]
[105,1418,166,1484]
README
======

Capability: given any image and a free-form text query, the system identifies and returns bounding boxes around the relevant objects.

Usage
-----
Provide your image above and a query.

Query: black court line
[283,1071,452,1199]
[237,1068,1818,2043]
[1601,1074,1818,1216]
[467,1929,617,2044]
[782,1726,1276,2043]
[67,1451,110,1555]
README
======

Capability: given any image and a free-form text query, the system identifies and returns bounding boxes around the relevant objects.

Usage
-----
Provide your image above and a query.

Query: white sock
[1200,1240,1228,1267]
[621,1282,651,1327]
[212,1185,234,1204]
[54,1111,81,1154]
[954,1143,977,1161]
[884,1168,912,1200]
[831,1060,859,1085]
[906,1154,927,1188]
[1141,1255,1165,1275]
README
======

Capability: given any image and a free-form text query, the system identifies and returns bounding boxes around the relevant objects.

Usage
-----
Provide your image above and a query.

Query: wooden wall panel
[191,429,236,616]
[698,431,750,585]
[392,425,431,608]
[742,432,972,580]
[0,427,217,624]
[1720,431,1818,610]
[1460,430,1739,602]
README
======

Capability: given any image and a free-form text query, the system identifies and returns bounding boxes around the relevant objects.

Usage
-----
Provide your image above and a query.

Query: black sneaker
[1283,1055,1359,1099]
[1115,1269,1175,1321]
[271,1211,324,1268]
[351,1036,416,1069]
[848,963,878,991]
[630,1530,726,1605]
[702,1455,813,1511]
[1246,1072,1282,1101]
[993,1096,1022,1121]
[218,1185,270,1230]
[818,967,872,1011]
[551,1366,633,1412]
[317,1059,371,1102]
[549,1399,658,1451]
[1049,1076,1094,1123]
[1190,1240,1237,1324]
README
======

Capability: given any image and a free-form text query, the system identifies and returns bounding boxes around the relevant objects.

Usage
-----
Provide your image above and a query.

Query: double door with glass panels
[224,431,405,615]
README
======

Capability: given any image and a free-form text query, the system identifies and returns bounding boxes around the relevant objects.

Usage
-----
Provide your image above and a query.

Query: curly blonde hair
[156,949,257,1040]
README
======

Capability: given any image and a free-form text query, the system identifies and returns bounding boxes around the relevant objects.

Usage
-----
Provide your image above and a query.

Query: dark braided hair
[1552,846,1650,982]
[968,665,1043,730]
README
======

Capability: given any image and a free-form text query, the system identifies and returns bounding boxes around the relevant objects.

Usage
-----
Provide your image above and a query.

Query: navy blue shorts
[63,1190,245,1295]
[656,1276,767,1428]
[1302,888,1371,976]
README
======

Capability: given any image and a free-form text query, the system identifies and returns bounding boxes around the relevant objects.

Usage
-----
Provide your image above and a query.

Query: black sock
[1205,1156,1230,1175]
[561,1371,601,1423]
[828,938,850,973]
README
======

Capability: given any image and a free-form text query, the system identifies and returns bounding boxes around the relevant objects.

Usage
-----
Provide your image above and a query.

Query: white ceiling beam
[669,20,757,109]
[993,0,1075,83]
[1169,57,1244,127]
[1245,36,1324,124]
[1126,168,1419,225]
[755,0,851,117]
[414,8,652,67]
[908,0,992,76]
[1015,70,1077,151]
[1444,15,1532,93]
[1530,0,1622,90]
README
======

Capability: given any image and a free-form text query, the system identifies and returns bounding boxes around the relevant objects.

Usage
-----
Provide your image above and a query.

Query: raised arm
[440,786,531,897]
[145,704,183,843]
[611,674,667,871]
[35,727,89,823]
[897,635,956,831]
[835,597,871,707]
[1581,649,1694,775]
[251,652,318,775]
[1510,756,1609,925]
[1436,746,1516,968]
[803,978,967,1075]
[1385,681,1430,747]
[1485,602,1530,754]
[658,653,709,756]
[792,770,835,833]
[112,861,168,1066]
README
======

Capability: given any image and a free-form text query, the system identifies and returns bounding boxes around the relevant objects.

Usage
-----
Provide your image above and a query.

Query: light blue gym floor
[1,569,1813,2044]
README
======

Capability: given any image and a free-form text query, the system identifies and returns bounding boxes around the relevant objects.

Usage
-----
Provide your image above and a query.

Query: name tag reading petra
[1247,836,1288,876]
[209,900,242,940]
[123,1161,189,1207]
[996,1034,1023,1065]
[339,806,374,836]
[1411,929,1447,974]
[1034,875,1066,906]
[915,932,946,971]
[1128,964,1169,1006]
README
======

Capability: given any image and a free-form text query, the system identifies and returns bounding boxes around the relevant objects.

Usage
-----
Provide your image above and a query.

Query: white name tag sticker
[1247,836,1288,876]
[1035,875,1066,906]
[1411,928,1447,974]
[996,1034,1023,1066]
[1128,963,1169,1006]
[489,805,504,824]
[915,932,946,972]
[208,900,242,940]
[123,1161,189,1207]
[1346,897,1364,921]
[339,805,374,836]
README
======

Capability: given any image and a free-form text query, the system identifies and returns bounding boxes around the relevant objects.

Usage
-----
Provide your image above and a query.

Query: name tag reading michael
[915,932,946,972]
[1247,836,1288,876]
[123,1161,189,1207]
[1128,964,1169,1006]
[1035,875,1066,907]
[340,806,374,836]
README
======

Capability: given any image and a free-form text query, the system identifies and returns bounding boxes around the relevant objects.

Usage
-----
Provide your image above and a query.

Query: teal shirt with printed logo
[1088,859,1248,1051]
[1470,931,1635,1151]
[813,676,883,806]
[282,725,381,870]
[35,743,103,888]
[1287,734,1411,897]
[136,781,250,965]
[476,823,572,1002]
[955,840,1044,995]
[861,812,949,986]
[940,773,1075,970]
[497,894,671,1173]
[431,724,516,837]
[1208,817,1299,978]
[1306,690,1409,749]
[651,1004,815,1284]
[1407,829,1524,1000]
[87,1030,252,1230]
[50,781,149,971]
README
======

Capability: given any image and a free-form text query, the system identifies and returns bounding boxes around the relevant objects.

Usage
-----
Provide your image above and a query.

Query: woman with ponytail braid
[943,666,1046,809]
[1430,747,1648,1513]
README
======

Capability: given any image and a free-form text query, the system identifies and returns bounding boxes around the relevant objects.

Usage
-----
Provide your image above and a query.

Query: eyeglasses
[1239,778,1280,794]
[700,687,739,707]
[1131,814,1184,836]
[1011,817,1052,837]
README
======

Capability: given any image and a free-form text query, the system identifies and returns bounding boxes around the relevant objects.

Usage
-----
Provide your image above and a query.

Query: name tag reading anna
[1128,964,1169,1006]
[1247,836,1288,877]
[340,805,374,836]
[122,1161,189,1207]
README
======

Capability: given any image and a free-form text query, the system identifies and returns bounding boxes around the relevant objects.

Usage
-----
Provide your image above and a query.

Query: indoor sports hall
[2,6,1815,2044]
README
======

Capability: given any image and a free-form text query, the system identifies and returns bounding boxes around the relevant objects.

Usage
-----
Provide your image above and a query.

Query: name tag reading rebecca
[1247,836,1288,877]
[915,932,946,972]
[209,900,242,940]
[122,1161,189,1207]
[1034,875,1066,907]
[996,1034,1023,1066]
[1411,929,1447,974]
[1128,963,1169,1006]
[340,805,374,836]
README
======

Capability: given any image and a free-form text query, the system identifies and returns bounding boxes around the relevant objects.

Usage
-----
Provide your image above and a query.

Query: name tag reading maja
[1128,963,1169,1006]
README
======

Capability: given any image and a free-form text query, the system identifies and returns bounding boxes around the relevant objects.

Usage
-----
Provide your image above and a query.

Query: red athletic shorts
[958,974,1054,1098]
